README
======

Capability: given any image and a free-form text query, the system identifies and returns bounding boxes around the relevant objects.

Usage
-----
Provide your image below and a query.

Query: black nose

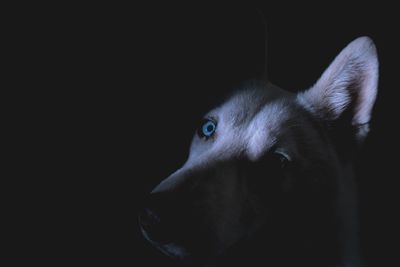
[138,192,187,243]
[138,207,160,230]
[138,207,170,243]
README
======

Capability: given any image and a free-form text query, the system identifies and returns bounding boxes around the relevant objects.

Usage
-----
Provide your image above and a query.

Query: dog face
[139,37,378,266]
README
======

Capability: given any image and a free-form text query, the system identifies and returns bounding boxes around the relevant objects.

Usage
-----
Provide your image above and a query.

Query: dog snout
[138,207,160,231]
[138,207,171,243]
[139,192,190,243]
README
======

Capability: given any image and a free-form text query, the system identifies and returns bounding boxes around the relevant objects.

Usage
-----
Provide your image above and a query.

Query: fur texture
[139,37,379,267]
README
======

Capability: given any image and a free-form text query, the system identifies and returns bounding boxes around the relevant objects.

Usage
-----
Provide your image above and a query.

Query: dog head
[139,37,378,266]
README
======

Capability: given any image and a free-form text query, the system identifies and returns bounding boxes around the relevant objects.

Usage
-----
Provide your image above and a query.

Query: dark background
[36,2,399,267]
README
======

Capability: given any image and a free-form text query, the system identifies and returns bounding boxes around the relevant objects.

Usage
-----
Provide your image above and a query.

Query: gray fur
[139,37,379,267]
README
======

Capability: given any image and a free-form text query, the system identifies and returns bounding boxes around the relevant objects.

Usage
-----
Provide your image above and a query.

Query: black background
[37,2,400,266]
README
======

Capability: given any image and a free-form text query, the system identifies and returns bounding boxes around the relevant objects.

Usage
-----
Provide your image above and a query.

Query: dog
[139,36,378,267]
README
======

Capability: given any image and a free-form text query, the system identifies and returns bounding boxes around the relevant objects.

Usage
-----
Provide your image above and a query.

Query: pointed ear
[297,36,379,143]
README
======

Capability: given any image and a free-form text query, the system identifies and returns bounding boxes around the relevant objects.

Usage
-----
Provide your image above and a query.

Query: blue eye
[198,119,217,139]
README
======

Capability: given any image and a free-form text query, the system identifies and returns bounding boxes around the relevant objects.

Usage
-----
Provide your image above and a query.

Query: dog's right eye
[197,119,217,139]
[273,151,291,169]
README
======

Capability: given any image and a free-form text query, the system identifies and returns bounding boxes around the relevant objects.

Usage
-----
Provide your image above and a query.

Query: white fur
[297,37,379,141]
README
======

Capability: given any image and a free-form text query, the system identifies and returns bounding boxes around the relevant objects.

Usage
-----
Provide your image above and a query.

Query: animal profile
[139,36,379,267]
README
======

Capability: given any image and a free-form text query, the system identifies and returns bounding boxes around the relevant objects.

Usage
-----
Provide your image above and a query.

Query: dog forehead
[208,83,297,159]
[244,100,293,159]
[210,82,293,125]
[219,88,273,124]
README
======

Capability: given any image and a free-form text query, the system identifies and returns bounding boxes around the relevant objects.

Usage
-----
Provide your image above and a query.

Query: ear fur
[297,37,379,143]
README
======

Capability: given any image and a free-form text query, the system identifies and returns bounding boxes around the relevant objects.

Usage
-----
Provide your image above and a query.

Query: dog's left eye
[273,151,291,168]
[198,119,217,139]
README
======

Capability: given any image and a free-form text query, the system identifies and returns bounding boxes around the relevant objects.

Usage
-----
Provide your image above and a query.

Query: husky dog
[139,37,378,267]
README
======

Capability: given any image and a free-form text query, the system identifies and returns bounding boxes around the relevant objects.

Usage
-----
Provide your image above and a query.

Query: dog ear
[297,37,379,143]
